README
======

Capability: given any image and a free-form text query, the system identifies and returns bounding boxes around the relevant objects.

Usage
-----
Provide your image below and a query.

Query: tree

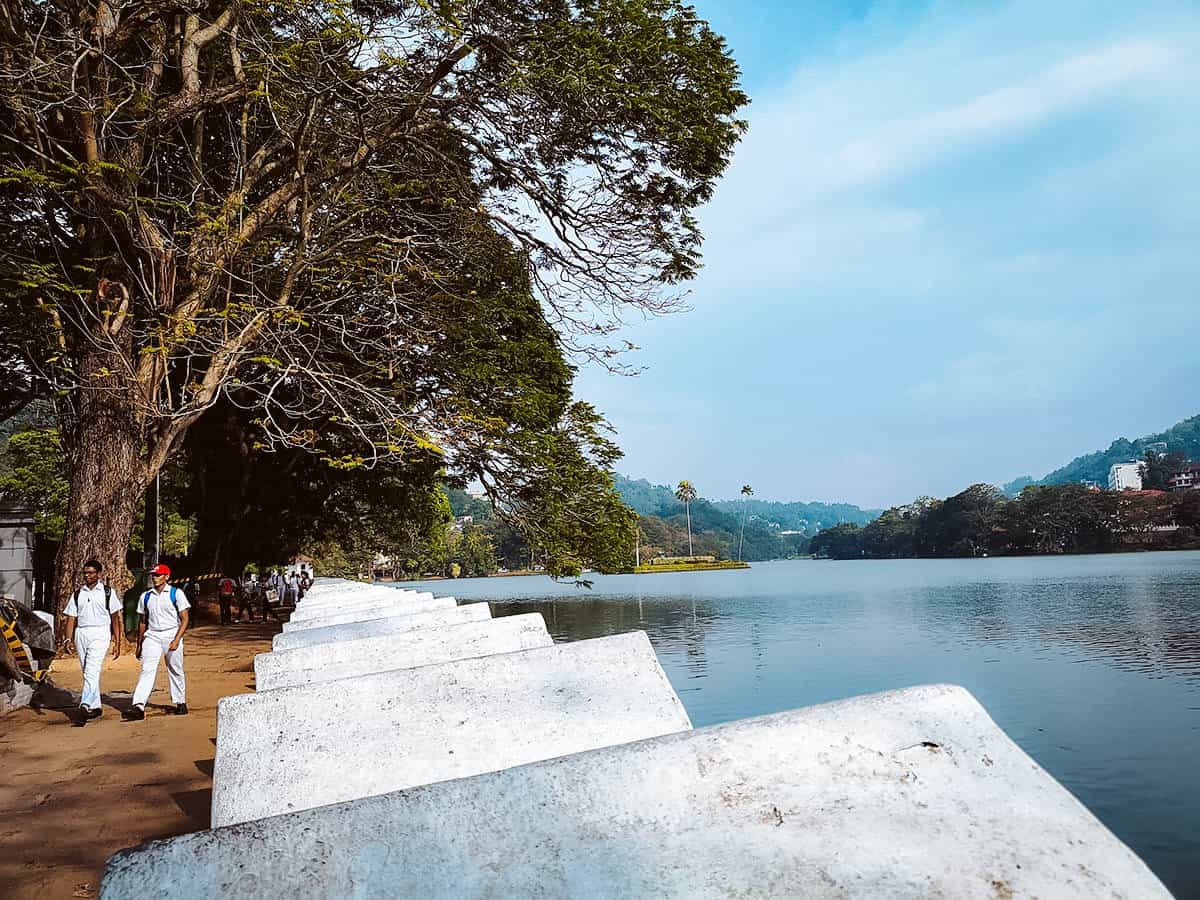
[0,427,68,538]
[675,480,698,556]
[1140,451,1187,492]
[0,0,747,621]
[809,523,863,559]
[738,484,753,561]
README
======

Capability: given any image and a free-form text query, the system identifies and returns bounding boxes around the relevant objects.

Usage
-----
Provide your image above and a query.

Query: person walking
[62,558,122,725]
[217,575,236,625]
[236,573,256,623]
[123,564,189,720]
[260,573,280,622]
[285,571,300,607]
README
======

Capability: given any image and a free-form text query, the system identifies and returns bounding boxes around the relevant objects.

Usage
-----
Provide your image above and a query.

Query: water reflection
[404,552,1200,896]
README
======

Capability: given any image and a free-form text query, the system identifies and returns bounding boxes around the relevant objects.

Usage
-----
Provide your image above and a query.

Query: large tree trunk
[52,331,146,636]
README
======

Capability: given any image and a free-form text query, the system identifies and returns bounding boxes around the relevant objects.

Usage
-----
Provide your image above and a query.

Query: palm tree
[675,480,698,556]
[738,484,753,561]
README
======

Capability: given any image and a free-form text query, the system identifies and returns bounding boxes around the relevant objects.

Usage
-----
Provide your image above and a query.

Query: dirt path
[0,600,282,899]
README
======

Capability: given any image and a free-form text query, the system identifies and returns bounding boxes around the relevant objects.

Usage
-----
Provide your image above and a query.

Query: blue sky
[575,0,1200,509]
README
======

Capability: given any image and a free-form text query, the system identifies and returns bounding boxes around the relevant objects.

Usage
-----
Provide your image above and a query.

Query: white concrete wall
[288,590,428,621]
[103,685,1170,899]
[296,583,408,602]
[271,603,491,652]
[210,631,690,826]
[254,613,554,691]
[280,595,453,632]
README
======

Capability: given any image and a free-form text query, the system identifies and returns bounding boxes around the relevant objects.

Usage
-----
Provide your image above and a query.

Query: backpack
[140,586,182,614]
[219,578,235,597]
[73,584,114,613]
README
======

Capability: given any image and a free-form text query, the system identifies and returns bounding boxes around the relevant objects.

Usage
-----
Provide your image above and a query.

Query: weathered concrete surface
[255,613,552,691]
[210,632,690,826]
[103,684,1169,899]
[271,603,491,652]
[280,594,450,632]
[291,588,427,612]
[289,589,426,621]
[293,586,404,611]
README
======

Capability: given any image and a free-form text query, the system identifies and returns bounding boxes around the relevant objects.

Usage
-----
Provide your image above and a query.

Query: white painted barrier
[254,613,553,691]
[289,590,426,621]
[210,632,690,826]
[102,685,1170,899]
[280,595,452,632]
[293,590,401,612]
[295,583,409,604]
[271,603,490,652]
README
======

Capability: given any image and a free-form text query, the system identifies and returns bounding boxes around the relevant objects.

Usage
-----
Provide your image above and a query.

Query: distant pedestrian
[236,573,256,623]
[217,575,236,625]
[285,571,300,606]
[63,559,122,725]
[261,573,281,622]
[124,564,189,720]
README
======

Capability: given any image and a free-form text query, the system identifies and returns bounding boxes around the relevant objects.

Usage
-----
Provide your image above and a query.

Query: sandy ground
[0,599,282,899]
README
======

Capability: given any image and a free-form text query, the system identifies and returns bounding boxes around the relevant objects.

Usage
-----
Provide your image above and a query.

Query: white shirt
[64,582,121,629]
[139,586,190,632]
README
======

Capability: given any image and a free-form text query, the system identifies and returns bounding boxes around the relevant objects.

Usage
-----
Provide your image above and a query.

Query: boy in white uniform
[124,563,190,720]
[63,558,122,724]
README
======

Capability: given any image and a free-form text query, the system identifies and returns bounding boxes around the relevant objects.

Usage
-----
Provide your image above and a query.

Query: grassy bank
[634,559,750,574]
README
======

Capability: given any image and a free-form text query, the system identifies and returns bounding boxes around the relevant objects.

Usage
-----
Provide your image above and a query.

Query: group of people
[63,560,188,724]
[215,569,311,625]
[62,562,312,724]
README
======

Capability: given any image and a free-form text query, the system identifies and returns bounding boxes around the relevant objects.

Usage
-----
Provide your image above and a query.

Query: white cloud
[584,0,1200,507]
[812,38,1174,190]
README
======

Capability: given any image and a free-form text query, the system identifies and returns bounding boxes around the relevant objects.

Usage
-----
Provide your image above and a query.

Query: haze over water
[407,551,1200,897]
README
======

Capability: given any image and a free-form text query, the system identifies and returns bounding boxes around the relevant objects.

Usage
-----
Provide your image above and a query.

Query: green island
[633,556,750,574]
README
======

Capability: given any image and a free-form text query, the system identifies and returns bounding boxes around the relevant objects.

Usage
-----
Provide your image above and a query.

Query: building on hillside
[1108,462,1143,491]
[1169,463,1200,492]
[1144,441,1168,456]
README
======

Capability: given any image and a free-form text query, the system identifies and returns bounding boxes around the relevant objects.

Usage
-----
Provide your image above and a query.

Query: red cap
[151,563,171,577]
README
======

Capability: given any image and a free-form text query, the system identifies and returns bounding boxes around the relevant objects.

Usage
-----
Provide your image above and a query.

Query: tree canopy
[0,0,747,599]
[811,483,1200,560]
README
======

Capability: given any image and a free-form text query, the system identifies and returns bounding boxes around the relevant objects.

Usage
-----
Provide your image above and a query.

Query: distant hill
[615,475,879,535]
[1009,413,1200,492]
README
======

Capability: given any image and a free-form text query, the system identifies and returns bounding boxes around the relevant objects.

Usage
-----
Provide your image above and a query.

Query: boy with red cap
[123,563,190,720]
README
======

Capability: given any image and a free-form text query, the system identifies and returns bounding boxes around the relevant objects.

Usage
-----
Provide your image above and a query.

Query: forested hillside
[614,476,877,561]
[616,476,877,532]
[1005,414,1200,492]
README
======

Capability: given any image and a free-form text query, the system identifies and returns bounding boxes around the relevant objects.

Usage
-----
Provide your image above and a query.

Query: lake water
[403,552,1200,896]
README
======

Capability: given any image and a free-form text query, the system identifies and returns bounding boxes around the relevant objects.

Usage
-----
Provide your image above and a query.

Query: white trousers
[132,630,186,708]
[76,625,110,710]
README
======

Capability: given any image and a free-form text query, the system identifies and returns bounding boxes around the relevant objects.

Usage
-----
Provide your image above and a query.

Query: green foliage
[634,559,749,573]
[0,0,747,590]
[1033,414,1200,487]
[615,476,814,562]
[811,482,1199,559]
[615,476,878,533]
[1141,451,1187,492]
[0,428,68,538]
[447,525,497,578]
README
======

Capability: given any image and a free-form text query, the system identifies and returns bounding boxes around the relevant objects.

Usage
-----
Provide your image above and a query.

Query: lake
[402,552,1200,897]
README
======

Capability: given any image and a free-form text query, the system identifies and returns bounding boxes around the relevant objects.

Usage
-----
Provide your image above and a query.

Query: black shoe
[122,705,145,721]
[174,703,188,716]
[75,705,89,726]
[89,707,103,719]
